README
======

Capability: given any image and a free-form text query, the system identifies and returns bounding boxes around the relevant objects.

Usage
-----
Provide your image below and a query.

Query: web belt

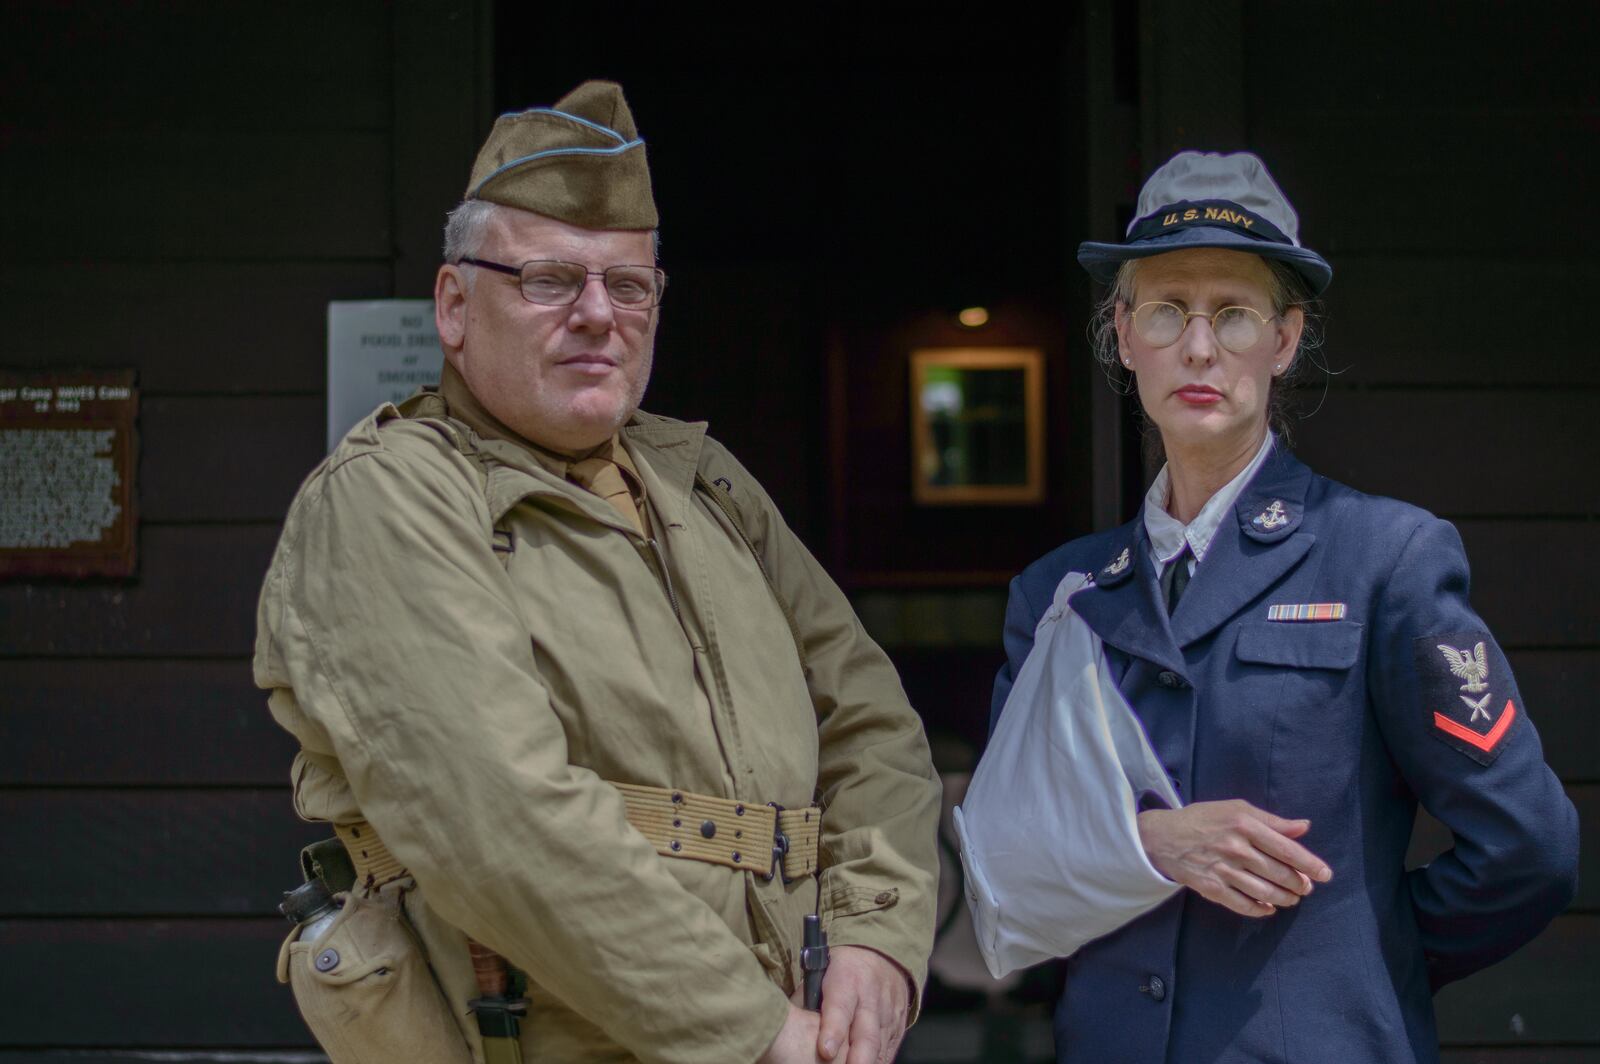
[611,782,821,882]
[334,783,821,887]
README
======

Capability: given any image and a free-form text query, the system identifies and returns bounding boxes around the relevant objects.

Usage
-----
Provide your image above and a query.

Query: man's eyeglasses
[458,257,667,310]
[1129,301,1276,354]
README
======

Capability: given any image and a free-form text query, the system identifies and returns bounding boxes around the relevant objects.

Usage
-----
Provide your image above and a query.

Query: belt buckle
[765,802,791,883]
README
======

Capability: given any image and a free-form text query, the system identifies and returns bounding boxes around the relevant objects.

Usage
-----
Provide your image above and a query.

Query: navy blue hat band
[1126,199,1293,247]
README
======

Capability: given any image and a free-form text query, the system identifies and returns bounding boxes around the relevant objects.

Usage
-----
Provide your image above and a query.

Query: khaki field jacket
[254,396,942,1063]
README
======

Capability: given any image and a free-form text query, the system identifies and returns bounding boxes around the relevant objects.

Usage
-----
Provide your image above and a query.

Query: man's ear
[435,265,469,366]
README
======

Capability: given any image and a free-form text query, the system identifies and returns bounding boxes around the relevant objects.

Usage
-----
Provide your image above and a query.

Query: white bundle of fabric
[954,571,1182,978]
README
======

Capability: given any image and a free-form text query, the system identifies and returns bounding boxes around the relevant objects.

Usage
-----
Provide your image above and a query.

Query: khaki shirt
[254,394,942,1063]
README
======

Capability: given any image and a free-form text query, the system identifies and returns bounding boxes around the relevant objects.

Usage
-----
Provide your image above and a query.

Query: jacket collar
[622,413,708,530]
[406,375,685,537]
[1073,521,1189,677]
[464,411,706,536]
[1073,446,1318,669]
[1143,431,1276,566]
[437,362,576,479]
[1170,445,1317,647]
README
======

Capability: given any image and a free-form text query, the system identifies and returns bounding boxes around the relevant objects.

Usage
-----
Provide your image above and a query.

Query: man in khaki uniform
[255,81,941,1064]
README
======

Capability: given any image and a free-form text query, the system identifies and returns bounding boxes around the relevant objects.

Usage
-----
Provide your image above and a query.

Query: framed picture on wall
[909,347,1045,505]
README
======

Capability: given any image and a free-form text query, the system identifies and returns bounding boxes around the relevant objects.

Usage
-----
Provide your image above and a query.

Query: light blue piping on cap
[497,106,628,143]
[471,140,646,198]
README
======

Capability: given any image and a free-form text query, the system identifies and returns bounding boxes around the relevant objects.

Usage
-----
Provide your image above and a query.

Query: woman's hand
[1137,799,1333,917]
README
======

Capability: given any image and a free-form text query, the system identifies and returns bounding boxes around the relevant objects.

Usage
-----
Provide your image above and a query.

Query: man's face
[435,207,658,453]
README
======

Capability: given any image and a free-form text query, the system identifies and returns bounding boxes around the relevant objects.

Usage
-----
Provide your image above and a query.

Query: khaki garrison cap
[466,80,658,230]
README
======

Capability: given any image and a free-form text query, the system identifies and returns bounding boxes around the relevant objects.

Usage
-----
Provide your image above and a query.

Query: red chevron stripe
[1433,700,1517,752]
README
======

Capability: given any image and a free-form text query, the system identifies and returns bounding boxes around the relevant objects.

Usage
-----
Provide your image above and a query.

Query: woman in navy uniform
[988,152,1578,1063]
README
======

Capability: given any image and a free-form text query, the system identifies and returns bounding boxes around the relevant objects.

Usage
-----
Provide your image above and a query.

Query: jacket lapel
[1169,447,1317,648]
[621,413,707,530]
[1071,521,1190,678]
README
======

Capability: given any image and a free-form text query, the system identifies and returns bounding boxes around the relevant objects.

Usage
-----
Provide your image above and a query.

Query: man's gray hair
[441,199,662,275]
[442,199,500,265]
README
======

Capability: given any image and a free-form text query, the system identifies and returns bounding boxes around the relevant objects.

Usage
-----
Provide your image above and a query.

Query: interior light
[958,306,989,328]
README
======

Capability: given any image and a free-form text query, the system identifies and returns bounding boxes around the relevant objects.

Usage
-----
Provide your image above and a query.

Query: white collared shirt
[1143,433,1276,576]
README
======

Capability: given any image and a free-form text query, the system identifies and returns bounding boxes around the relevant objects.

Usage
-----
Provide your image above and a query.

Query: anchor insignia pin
[1438,642,1490,694]
[1253,500,1289,530]
[1104,547,1131,575]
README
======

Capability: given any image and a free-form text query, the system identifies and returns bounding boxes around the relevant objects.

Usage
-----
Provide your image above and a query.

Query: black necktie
[1162,547,1192,614]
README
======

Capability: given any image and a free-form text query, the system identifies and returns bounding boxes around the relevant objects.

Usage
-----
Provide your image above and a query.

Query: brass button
[874,891,893,905]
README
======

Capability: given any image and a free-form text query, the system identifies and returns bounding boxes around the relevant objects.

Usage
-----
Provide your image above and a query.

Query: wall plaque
[0,370,138,579]
[327,299,442,450]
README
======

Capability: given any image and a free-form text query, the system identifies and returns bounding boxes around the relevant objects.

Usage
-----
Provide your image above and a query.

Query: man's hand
[759,1005,826,1064]
[815,944,911,1064]
[1138,799,1333,918]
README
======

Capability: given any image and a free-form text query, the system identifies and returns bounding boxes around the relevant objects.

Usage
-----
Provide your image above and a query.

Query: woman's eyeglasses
[1129,301,1276,353]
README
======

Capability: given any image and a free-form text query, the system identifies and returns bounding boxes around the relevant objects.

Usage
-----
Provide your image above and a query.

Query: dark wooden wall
[1124,1,1599,1058]
[0,1,488,1056]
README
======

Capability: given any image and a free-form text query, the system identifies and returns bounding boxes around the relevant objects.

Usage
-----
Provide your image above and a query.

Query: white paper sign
[326,300,443,449]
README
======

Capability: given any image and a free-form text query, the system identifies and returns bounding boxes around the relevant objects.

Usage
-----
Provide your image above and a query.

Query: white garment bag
[954,571,1182,978]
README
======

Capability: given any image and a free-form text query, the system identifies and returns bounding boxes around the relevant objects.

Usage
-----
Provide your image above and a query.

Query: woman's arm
[995,563,1332,919]
[1369,517,1578,990]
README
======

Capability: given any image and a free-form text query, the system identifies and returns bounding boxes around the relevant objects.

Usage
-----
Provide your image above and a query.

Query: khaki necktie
[568,449,647,537]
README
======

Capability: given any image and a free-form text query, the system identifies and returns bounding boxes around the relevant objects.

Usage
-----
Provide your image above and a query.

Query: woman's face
[1114,248,1304,459]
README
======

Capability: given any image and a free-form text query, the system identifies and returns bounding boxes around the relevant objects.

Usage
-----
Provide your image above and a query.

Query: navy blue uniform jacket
[989,447,1578,1064]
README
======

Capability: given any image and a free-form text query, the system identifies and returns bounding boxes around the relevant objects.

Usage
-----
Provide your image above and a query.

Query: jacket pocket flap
[1235,619,1362,670]
[287,937,398,985]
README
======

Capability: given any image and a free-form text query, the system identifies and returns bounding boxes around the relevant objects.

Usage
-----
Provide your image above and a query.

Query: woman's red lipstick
[1174,384,1223,406]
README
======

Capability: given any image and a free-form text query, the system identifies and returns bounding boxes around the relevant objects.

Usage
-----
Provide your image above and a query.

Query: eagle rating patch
[1414,631,1519,766]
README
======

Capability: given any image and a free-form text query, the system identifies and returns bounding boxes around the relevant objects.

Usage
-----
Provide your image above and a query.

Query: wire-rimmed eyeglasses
[1129,301,1276,354]
[458,257,667,310]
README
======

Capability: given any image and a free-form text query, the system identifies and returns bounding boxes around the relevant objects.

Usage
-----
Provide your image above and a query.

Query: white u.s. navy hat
[1077,151,1332,295]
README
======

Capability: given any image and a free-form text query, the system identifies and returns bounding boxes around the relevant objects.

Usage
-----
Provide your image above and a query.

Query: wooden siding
[0,0,488,1054]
